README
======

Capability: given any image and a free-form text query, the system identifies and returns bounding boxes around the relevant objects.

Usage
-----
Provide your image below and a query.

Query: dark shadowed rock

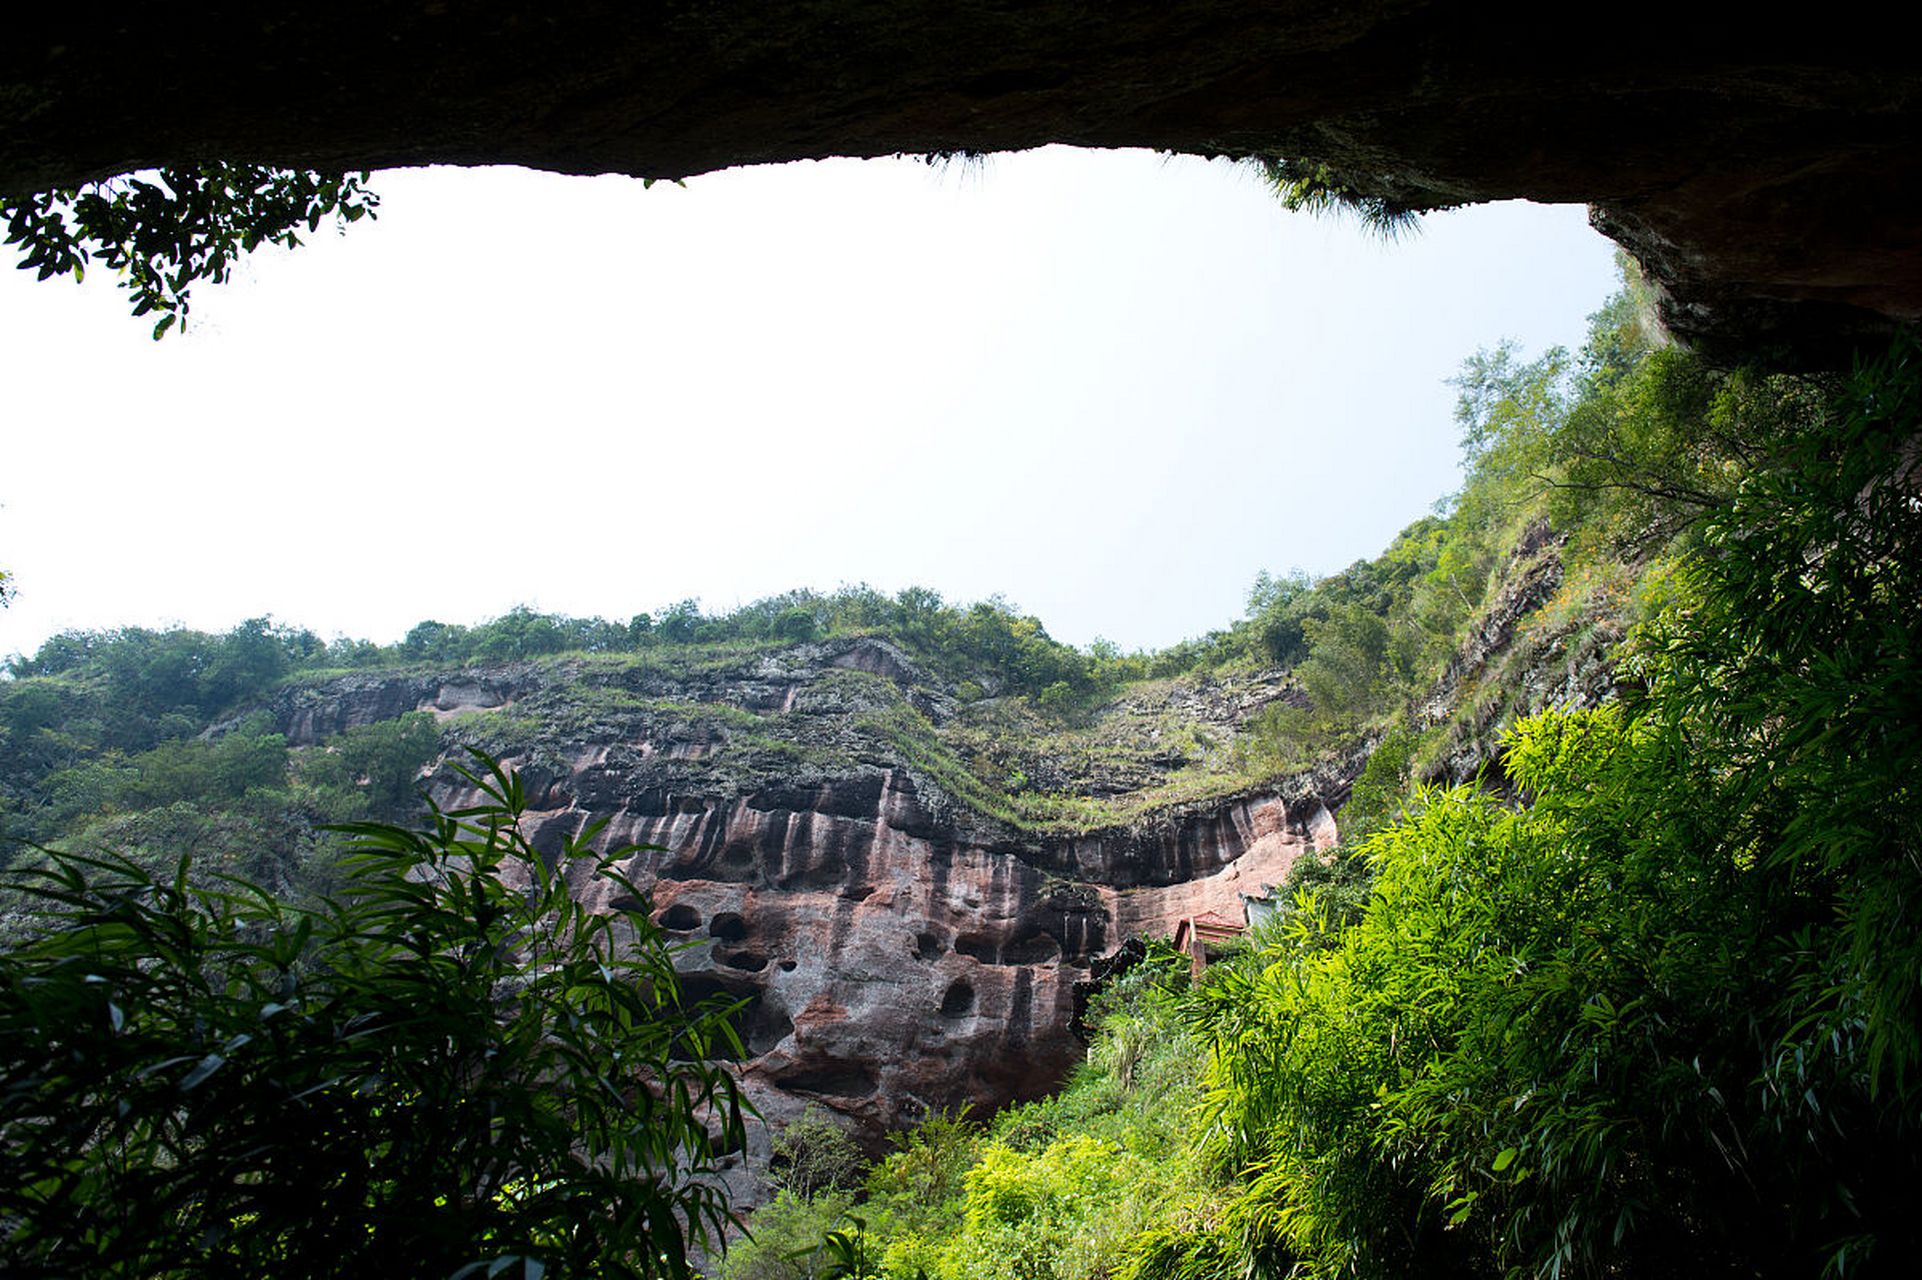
[4,5,1920,360]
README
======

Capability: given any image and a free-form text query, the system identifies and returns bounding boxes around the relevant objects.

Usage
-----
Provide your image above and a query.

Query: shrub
[715,1190,857,1280]
[771,1106,867,1201]
[0,753,746,1279]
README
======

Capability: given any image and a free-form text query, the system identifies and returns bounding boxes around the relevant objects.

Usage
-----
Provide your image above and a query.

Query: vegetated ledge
[5,5,1920,363]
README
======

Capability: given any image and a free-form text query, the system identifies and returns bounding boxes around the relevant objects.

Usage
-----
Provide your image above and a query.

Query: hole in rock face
[954,933,997,964]
[723,844,756,869]
[748,1004,794,1055]
[939,980,975,1018]
[527,817,572,866]
[608,894,644,914]
[658,903,702,932]
[675,973,791,1059]
[708,911,749,942]
[705,1123,747,1157]
[778,959,798,972]
[773,1064,878,1098]
[1003,932,1062,965]
[915,932,945,961]
[719,950,768,972]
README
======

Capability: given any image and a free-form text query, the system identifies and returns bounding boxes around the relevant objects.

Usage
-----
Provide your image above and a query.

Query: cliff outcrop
[266,639,1337,1174]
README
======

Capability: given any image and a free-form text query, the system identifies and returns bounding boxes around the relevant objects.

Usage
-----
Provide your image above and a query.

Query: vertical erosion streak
[1007,968,1033,1049]
[1229,800,1255,859]
[695,802,730,866]
[865,769,894,892]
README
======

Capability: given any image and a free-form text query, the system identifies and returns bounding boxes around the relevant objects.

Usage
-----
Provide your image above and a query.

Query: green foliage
[935,1134,1161,1279]
[785,950,1209,1280]
[118,716,289,809]
[1229,261,1841,794]
[1282,603,1393,734]
[1332,726,1416,845]
[865,1107,985,1219]
[772,1107,868,1201]
[1263,728,1422,937]
[4,165,377,337]
[2,801,320,918]
[20,716,291,845]
[715,1190,859,1280]
[772,608,820,643]
[809,1216,886,1280]
[1629,336,1922,1099]
[797,1105,983,1280]
[1248,157,1427,236]
[1109,1223,1244,1280]
[0,752,747,1278]
[991,978,1199,1165]
[5,617,328,756]
[1451,339,1571,476]
[1182,337,1922,1279]
[297,711,442,821]
[1548,348,1833,556]
[1243,568,1315,667]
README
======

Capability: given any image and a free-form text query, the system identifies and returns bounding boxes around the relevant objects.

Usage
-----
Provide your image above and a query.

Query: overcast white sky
[0,148,1619,660]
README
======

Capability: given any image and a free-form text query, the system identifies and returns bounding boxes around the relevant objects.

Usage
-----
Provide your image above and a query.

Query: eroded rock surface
[267,639,1336,1180]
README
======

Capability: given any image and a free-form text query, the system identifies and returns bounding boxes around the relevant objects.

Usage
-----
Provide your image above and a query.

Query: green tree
[402,619,470,663]
[299,712,443,821]
[772,607,820,643]
[1545,347,1831,555]
[770,1107,867,1202]
[0,753,747,1278]
[657,599,703,644]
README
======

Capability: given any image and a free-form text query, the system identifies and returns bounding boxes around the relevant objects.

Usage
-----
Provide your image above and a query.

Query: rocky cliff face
[266,640,1336,1175]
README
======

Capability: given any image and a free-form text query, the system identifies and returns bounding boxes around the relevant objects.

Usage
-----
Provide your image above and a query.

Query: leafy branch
[3,164,378,338]
[0,749,747,1278]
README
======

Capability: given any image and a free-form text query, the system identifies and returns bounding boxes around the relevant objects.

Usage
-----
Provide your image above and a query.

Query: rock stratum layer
[6,4,1921,360]
[265,640,1336,1170]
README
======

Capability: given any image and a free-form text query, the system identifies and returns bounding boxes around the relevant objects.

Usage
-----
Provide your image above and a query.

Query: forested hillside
[710,276,1922,1279]
[4,264,1917,1277]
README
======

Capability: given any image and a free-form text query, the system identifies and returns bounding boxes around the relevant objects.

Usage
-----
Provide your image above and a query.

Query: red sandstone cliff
[264,639,1338,1186]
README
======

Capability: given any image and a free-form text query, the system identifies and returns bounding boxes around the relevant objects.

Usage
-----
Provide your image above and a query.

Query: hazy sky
[0,148,1619,660]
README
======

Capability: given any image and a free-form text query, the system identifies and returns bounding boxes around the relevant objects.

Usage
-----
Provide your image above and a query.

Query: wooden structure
[1173,909,1247,979]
